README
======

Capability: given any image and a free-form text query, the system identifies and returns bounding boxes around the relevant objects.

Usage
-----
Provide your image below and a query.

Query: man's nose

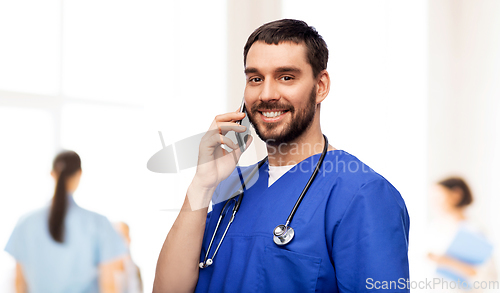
[259,79,280,102]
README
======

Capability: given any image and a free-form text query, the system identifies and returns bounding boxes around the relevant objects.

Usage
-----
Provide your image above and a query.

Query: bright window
[0,1,227,292]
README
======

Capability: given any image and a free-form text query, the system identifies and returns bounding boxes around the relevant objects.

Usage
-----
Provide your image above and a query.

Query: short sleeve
[95,216,128,264]
[4,217,28,264]
[333,179,410,292]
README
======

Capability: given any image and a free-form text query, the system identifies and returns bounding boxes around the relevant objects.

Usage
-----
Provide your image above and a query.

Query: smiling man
[153,19,410,293]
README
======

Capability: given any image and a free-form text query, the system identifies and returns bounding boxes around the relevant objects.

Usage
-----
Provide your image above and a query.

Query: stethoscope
[199,134,328,269]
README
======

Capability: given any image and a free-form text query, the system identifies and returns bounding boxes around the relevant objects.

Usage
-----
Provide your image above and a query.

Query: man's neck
[265,129,334,166]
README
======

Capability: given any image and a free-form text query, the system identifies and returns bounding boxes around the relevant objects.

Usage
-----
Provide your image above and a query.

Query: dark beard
[247,85,317,146]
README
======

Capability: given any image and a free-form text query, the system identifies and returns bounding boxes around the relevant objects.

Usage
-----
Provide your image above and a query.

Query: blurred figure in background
[114,222,143,293]
[4,150,127,293]
[427,177,497,292]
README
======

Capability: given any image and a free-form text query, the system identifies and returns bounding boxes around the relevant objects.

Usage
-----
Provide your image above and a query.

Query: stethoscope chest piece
[273,224,295,246]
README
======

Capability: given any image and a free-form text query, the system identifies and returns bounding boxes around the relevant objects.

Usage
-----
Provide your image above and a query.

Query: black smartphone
[235,97,251,153]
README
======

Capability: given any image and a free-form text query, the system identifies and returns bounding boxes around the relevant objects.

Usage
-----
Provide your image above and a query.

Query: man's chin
[257,132,291,146]
[250,121,294,145]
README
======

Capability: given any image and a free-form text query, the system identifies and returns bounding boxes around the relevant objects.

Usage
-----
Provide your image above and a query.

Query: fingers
[216,122,247,136]
[215,112,245,123]
[209,134,239,151]
[207,112,246,136]
[200,111,250,159]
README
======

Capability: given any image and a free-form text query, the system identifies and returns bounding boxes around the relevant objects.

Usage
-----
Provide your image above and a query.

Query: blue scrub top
[196,150,410,293]
[4,196,127,293]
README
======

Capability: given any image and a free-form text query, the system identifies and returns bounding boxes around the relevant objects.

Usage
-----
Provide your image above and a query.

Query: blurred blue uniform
[196,150,410,292]
[5,196,127,293]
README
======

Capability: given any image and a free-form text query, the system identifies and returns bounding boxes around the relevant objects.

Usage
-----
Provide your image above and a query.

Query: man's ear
[315,69,330,104]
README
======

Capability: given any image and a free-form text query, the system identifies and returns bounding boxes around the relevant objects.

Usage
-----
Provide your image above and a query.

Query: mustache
[250,101,294,112]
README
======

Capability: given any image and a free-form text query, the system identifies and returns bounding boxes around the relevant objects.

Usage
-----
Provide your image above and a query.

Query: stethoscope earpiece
[199,258,214,268]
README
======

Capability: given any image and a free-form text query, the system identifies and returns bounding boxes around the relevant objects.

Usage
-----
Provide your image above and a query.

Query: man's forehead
[245,40,310,70]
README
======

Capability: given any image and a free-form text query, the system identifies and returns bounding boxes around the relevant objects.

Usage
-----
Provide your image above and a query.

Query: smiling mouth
[259,110,289,118]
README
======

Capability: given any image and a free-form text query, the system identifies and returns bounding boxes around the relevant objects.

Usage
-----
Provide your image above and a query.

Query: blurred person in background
[427,177,497,292]
[114,221,143,293]
[4,150,127,293]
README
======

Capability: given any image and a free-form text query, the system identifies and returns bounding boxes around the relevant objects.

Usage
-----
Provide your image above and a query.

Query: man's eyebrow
[275,66,302,74]
[244,66,302,75]
[244,67,259,75]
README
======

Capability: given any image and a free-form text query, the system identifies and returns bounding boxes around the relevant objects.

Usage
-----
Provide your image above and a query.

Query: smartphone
[235,97,251,153]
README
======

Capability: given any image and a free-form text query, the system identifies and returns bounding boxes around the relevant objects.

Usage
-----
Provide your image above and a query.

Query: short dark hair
[243,19,328,78]
[438,177,474,208]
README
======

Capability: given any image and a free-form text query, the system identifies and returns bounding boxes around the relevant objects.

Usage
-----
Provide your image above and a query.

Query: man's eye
[280,76,293,81]
[250,77,262,83]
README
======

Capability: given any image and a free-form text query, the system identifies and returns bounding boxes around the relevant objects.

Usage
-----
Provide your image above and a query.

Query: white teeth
[263,111,284,118]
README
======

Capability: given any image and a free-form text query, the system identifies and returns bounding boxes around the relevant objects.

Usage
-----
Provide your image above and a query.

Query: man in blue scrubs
[153,19,410,292]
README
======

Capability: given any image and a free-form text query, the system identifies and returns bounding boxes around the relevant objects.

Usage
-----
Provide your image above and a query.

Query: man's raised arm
[153,111,251,292]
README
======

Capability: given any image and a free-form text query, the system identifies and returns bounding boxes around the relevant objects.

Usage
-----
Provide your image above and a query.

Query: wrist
[191,175,218,193]
[186,178,217,211]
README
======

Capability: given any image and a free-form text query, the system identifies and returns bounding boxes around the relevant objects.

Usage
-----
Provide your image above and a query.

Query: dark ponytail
[49,151,81,243]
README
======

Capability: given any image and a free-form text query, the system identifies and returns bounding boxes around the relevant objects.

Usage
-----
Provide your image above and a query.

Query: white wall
[0,1,227,292]
[428,0,500,272]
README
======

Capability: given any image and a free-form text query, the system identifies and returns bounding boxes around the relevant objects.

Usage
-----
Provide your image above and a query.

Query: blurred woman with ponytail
[4,150,127,293]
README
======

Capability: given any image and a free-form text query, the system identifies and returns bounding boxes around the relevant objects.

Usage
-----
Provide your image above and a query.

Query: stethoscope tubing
[201,198,232,266]
[200,158,268,268]
[284,134,328,226]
